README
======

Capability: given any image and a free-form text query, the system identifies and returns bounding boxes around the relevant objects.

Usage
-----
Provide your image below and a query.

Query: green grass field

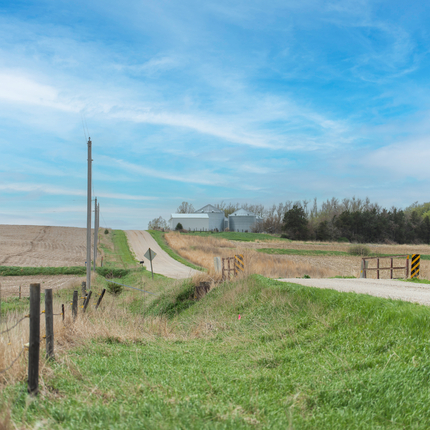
[182,231,288,242]
[0,266,87,276]
[148,230,204,271]
[257,248,348,257]
[258,247,430,261]
[3,275,430,428]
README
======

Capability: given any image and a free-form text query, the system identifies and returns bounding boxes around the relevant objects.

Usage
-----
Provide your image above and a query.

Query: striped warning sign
[411,254,420,279]
[234,254,244,274]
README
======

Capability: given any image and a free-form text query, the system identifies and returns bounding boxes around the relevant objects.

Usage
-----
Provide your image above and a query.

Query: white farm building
[169,204,262,232]
[169,204,226,231]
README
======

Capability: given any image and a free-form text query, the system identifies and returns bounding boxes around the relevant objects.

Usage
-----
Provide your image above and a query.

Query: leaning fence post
[72,291,78,321]
[28,283,40,396]
[83,290,92,313]
[95,289,106,310]
[45,289,54,360]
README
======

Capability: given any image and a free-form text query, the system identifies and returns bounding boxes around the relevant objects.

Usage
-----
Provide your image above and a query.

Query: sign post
[144,248,157,280]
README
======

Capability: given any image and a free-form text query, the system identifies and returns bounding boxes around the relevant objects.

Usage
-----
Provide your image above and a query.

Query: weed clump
[348,244,371,256]
[105,229,109,234]
[106,281,123,296]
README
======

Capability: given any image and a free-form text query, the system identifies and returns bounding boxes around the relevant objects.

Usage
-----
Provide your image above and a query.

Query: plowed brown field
[0,225,89,267]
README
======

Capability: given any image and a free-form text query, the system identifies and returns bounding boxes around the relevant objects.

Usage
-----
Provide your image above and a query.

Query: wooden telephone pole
[86,138,92,290]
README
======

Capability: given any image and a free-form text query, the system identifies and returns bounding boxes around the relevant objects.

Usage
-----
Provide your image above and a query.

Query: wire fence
[0,283,77,390]
[0,279,156,393]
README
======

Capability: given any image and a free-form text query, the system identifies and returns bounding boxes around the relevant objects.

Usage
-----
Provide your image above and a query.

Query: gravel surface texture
[277,278,430,306]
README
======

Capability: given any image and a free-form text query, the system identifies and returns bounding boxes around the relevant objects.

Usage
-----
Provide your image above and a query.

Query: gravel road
[126,230,200,279]
[277,278,430,306]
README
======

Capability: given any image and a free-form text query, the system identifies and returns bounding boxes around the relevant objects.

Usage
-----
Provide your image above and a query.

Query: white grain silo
[228,208,259,232]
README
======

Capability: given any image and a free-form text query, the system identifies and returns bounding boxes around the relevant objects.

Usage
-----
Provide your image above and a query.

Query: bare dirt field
[0,275,83,298]
[0,225,90,267]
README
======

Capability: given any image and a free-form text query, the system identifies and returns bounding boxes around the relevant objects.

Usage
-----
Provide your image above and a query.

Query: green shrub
[106,281,123,296]
[337,237,349,243]
[280,233,288,239]
[175,223,183,231]
[348,244,371,256]
[104,229,109,234]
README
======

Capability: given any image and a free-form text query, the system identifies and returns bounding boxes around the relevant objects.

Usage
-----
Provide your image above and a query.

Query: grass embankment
[3,275,430,428]
[148,230,204,271]
[183,231,288,242]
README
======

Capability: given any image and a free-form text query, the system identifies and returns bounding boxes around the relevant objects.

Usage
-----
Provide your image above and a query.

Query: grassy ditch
[148,230,204,271]
[3,275,430,428]
[182,231,288,242]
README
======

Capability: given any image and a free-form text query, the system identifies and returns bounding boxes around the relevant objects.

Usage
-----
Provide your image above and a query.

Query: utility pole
[93,197,97,271]
[86,138,92,290]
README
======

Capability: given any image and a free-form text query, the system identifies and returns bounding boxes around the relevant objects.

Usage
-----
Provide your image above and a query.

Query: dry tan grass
[166,232,339,278]
[165,232,430,279]
[0,282,179,388]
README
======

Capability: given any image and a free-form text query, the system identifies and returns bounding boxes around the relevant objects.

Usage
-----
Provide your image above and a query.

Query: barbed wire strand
[0,316,28,336]
[0,346,25,375]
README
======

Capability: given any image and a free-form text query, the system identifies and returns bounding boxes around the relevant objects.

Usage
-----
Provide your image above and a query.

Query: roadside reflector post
[214,257,221,274]
[28,283,41,396]
[411,254,420,279]
[234,254,245,276]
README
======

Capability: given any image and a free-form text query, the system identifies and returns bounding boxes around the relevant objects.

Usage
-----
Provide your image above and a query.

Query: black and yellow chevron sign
[234,254,244,274]
[411,254,420,279]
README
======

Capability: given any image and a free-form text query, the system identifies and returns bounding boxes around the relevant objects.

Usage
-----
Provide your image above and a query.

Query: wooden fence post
[28,283,40,396]
[95,289,106,310]
[72,290,78,321]
[62,304,65,322]
[83,290,92,313]
[19,285,21,299]
[45,289,54,360]
[81,281,86,296]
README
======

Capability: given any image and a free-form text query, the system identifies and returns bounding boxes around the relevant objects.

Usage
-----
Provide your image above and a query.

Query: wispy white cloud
[0,183,157,201]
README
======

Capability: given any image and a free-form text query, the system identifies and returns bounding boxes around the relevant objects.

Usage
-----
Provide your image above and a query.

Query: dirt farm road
[278,278,430,306]
[126,230,200,279]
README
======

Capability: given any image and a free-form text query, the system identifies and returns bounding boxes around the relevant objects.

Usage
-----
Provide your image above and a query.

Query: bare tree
[176,202,195,213]
[148,216,168,230]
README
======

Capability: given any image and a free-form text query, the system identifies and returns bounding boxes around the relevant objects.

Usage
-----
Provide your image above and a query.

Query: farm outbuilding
[228,208,262,232]
[194,204,225,231]
[169,213,209,231]
[169,204,225,231]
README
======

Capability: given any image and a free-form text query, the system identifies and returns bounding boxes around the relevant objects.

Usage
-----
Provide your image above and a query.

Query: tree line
[148,198,430,244]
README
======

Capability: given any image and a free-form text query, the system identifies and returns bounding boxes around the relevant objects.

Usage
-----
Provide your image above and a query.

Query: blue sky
[1,0,430,229]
